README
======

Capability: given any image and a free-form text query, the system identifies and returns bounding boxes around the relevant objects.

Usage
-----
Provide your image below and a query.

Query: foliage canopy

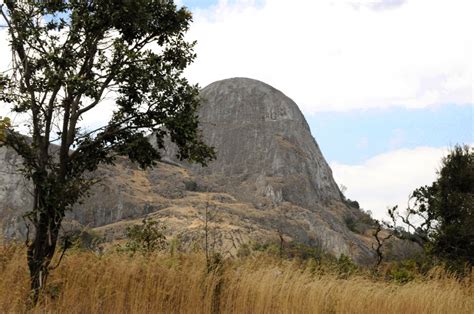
[123,218,167,255]
[0,0,214,301]
[388,145,473,268]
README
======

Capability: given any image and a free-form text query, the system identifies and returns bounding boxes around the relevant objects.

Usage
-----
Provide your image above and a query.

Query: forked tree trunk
[26,208,62,304]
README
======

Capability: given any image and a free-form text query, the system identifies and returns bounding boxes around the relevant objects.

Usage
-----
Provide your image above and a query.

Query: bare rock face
[189,78,342,208]
[0,147,32,239]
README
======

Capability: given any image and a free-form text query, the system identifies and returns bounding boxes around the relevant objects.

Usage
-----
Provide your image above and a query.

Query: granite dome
[186,77,342,208]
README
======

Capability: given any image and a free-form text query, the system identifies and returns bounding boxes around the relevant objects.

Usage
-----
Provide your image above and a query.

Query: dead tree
[372,223,392,267]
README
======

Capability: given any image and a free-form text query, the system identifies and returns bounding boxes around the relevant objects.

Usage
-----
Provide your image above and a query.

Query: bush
[385,260,419,283]
[120,218,167,255]
[61,229,104,252]
[285,242,326,261]
[184,180,198,191]
[246,240,333,264]
[236,243,252,258]
[346,199,360,209]
[344,216,357,232]
[335,254,358,278]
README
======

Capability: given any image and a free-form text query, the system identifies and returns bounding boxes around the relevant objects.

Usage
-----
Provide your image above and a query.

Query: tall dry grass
[0,243,472,313]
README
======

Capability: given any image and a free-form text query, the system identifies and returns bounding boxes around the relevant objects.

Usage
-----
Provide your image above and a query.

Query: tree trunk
[27,209,62,304]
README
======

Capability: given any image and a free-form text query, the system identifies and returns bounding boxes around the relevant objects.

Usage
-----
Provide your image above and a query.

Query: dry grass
[0,243,472,313]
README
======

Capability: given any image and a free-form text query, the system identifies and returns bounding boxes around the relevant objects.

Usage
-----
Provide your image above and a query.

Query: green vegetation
[62,228,104,252]
[184,180,199,191]
[0,0,214,302]
[388,144,473,272]
[119,218,167,255]
[0,116,11,142]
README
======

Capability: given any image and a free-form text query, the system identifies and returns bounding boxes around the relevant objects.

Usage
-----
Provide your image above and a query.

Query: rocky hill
[0,78,379,263]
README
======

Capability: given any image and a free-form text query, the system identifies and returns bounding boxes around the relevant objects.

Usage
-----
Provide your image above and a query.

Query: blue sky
[180,0,219,9]
[180,0,265,10]
[308,104,472,164]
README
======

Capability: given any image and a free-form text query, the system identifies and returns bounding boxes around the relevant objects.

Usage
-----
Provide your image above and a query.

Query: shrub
[335,254,358,278]
[61,229,104,252]
[184,180,198,191]
[344,216,357,232]
[121,218,167,255]
[247,240,333,264]
[385,260,419,283]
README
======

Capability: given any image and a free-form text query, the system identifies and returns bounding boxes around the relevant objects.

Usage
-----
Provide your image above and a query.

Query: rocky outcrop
[193,78,342,207]
[0,78,378,263]
[0,146,32,239]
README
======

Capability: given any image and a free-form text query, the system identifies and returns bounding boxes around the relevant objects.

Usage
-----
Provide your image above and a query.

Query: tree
[371,222,392,268]
[201,196,221,272]
[0,0,214,302]
[388,145,473,268]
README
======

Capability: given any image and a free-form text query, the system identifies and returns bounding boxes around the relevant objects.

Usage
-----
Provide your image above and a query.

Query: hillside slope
[1,78,379,262]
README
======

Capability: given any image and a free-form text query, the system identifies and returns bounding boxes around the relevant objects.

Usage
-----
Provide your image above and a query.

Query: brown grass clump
[0,243,472,313]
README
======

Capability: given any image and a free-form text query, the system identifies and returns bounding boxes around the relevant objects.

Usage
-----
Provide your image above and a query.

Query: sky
[1,0,473,221]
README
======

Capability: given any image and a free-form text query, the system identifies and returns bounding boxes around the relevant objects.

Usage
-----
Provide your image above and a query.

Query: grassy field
[0,243,472,313]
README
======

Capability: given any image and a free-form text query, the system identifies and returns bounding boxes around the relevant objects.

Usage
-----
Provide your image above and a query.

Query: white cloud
[2,0,472,118]
[0,29,11,119]
[1,1,471,129]
[330,146,449,221]
[185,0,473,113]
